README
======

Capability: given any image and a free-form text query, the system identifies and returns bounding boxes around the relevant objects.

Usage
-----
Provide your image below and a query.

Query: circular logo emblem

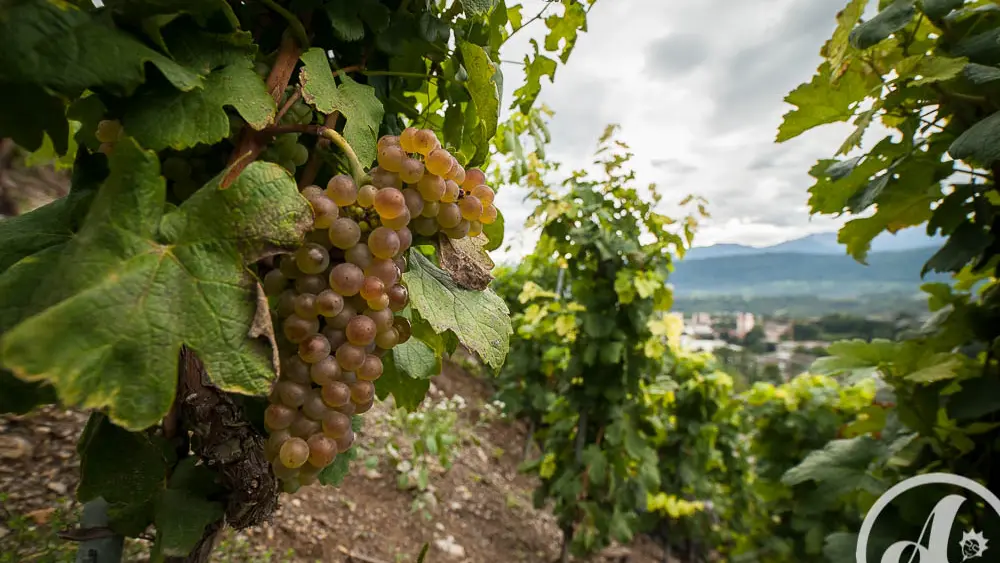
[857,472,1000,563]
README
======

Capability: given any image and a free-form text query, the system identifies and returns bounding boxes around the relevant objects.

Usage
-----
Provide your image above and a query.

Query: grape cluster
[261,127,497,491]
[261,133,309,174]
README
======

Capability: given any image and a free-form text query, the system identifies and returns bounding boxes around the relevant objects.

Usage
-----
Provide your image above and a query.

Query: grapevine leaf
[963,63,1000,84]
[459,0,497,16]
[948,111,1000,165]
[318,445,358,487]
[922,221,994,274]
[825,0,867,80]
[326,1,365,41]
[125,65,275,151]
[948,377,1000,421]
[299,48,384,167]
[0,138,311,431]
[849,0,917,50]
[837,107,877,155]
[905,357,962,383]
[901,55,968,86]
[162,27,256,75]
[483,207,505,252]
[0,370,56,415]
[404,249,512,370]
[0,0,202,94]
[0,85,68,154]
[378,351,431,411]
[543,2,587,63]
[776,62,873,142]
[459,41,501,144]
[952,29,1000,65]
[921,0,964,19]
[0,191,93,274]
[102,0,237,21]
[838,185,938,263]
[392,336,440,381]
[152,490,224,557]
[513,41,557,113]
[77,413,174,535]
[781,436,883,494]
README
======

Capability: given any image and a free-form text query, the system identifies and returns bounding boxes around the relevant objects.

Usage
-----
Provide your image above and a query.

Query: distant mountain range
[685,228,941,260]
[672,229,947,298]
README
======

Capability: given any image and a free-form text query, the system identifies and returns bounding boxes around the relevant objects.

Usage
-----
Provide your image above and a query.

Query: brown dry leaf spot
[438,234,495,291]
[249,281,280,379]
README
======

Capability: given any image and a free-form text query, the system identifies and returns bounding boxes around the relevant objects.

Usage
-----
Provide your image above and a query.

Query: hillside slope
[671,247,947,296]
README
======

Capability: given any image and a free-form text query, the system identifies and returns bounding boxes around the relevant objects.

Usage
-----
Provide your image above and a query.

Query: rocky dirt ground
[0,360,669,563]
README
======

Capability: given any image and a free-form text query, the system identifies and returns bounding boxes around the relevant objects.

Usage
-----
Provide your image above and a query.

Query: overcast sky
[491,0,866,263]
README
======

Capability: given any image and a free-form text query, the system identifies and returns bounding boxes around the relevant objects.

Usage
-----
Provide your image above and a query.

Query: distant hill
[686,227,941,260]
[671,247,948,297]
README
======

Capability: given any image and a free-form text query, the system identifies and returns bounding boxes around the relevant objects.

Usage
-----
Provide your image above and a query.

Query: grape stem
[319,127,367,186]
[275,87,303,122]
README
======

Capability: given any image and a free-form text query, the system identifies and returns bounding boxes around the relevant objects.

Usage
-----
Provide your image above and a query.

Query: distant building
[734,312,755,339]
[763,320,793,343]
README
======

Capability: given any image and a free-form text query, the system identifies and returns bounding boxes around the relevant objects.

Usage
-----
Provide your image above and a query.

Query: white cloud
[490,0,870,263]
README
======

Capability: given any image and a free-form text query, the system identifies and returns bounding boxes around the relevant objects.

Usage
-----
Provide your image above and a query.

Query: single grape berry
[368,227,401,260]
[480,204,498,225]
[316,289,345,317]
[308,195,339,229]
[310,355,341,386]
[437,203,462,229]
[377,135,401,149]
[463,168,487,191]
[322,410,351,438]
[276,380,310,408]
[346,315,377,346]
[413,129,439,155]
[292,293,317,319]
[382,209,410,230]
[426,148,453,176]
[321,381,352,408]
[374,327,399,349]
[328,217,361,249]
[329,263,365,296]
[396,227,413,255]
[399,158,425,184]
[370,167,402,189]
[402,188,425,217]
[295,243,330,275]
[301,391,330,420]
[276,290,297,318]
[400,127,419,153]
[360,276,385,302]
[459,195,483,221]
[412,217,438,236]
[471,184,495,205]
[336,430,356,453]
[95,120,122,143]
[357,184,378,208]
[294,274,328,295]
[394,316,412,344]
[299,334,332,364]
[264,403,297,431]
[282,355,312,385]
[262,269,287,296]
[322,327,348,349]
[328,303,356,331]
[443,220,471,239]
[365,259,400,286]
[366,308,394,332]
[326,174,358,206]
[279,437,310,469]
[279,256,303,280]
[289,415,322,439]
[417,174,445,202]
[336,343,367,371]
[357,355,383,381]
[374,188,407,220]
[283,315,319,343]
[307,434,337,468]
[388,284,409,312]
[469,220,484,237]
[350,381,376,405]
[377,145,406,173]
[442,180,461,203]
[448,159,466,185]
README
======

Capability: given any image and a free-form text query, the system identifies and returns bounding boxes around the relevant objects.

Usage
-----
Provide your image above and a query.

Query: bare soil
[0,361,668,563]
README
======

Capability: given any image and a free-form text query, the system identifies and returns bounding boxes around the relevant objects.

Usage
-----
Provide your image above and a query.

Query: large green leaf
[948,111,1000,166]
[920,0,964,19]
[403,249,511,370]
[0,138,311,431]
[0,0,202,94]
[392,336,439,381]
[0,85,69,153]
[849,0,917,50]
[151,489,224,558]
[125,64,275,151]
[512,41,557,113]
[298,48,384,167]
[0,191,93,273]
[317,442,358,487]
[459,41,501,152]
[377,351,432,411]
[781,436,883,494]
[825,0,867,79]
[776,61,874,142]
[459,0,498,16]
[77,413,175,535]
[543,2,587,63]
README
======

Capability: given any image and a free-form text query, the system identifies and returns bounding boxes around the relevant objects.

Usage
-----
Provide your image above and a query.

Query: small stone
[435,536,466,559]
[456,485,473,501]
[0,526,8,539]
[46,482,68,495]
[26,507,55,525]
[0,435,33,459]
[449,501,461,511]
[291,498,302,508]
[435,522,445,531]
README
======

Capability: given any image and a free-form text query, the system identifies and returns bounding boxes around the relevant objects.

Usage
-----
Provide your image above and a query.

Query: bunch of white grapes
[261,127,497,491]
